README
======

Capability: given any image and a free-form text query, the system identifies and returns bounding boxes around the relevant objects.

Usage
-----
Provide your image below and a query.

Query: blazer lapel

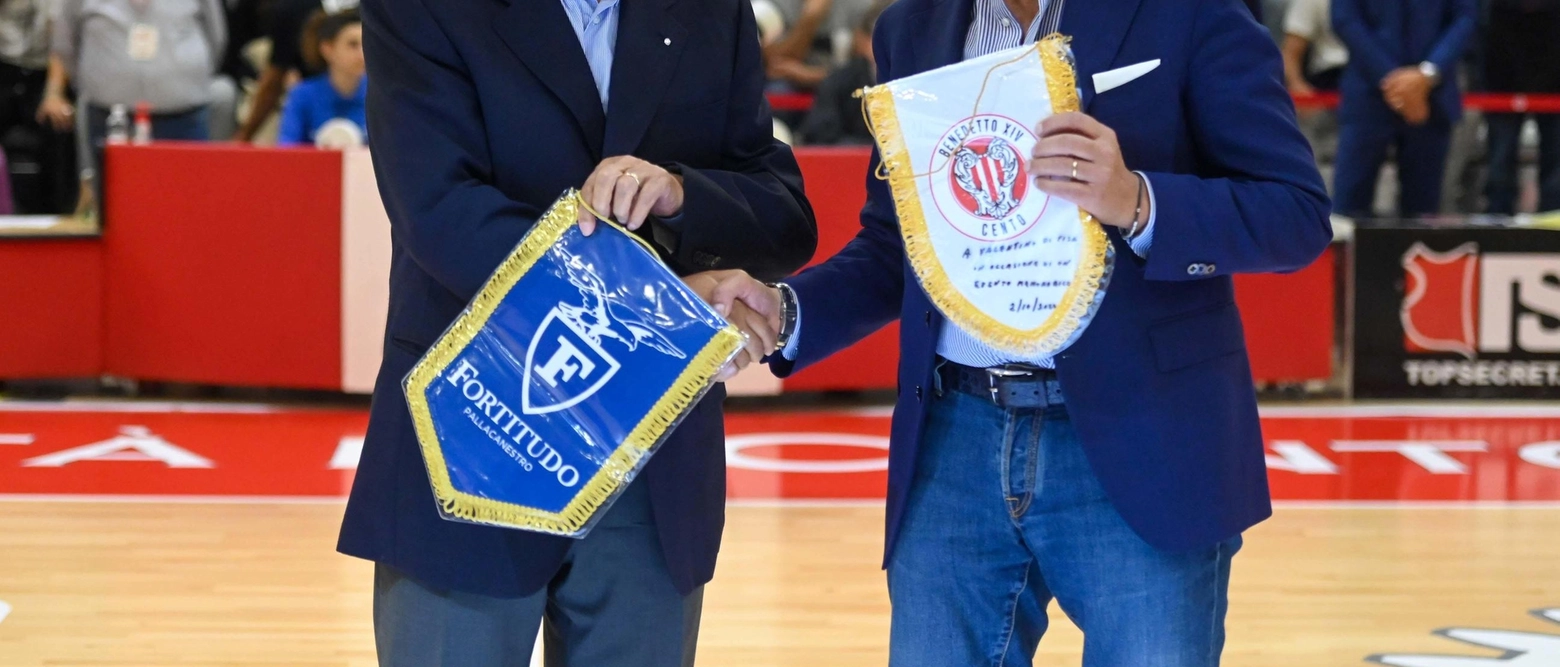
[904,0,975,75]
[602,0,686,156]
[1059,0,1144,111]
[493,0,607,157]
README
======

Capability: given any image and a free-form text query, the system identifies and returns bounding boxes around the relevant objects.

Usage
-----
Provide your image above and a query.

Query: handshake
[682,270,788,381]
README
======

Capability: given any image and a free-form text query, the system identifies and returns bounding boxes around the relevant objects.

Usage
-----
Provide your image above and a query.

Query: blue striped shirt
[559,0,620,107]
[784,0,1157,368]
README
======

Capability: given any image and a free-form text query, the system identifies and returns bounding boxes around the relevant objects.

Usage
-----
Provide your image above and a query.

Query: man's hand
[1382,67,1433,125]
[704,269,783,333]
[577,156,685,235]
[1027,112,1149,229]
[684,271,781,381]
[36,94,74,132]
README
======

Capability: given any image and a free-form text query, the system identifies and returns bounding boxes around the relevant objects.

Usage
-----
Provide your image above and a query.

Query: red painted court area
[1,404,1558,503]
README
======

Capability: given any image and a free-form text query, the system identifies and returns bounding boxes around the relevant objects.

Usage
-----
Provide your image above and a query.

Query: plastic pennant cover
[860,36,1113,358]
[402,190,744,538]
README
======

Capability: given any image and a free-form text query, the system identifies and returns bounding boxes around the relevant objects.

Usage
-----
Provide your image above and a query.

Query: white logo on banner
[20,426,214,468]
[521,257,684,416]
[1371,609,1560,666]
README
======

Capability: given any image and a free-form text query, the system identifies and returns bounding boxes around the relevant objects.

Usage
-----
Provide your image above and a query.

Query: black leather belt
[938,360,1064,410]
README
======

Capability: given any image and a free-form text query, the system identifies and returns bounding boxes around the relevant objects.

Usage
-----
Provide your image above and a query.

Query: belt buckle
[985,365,1035,404]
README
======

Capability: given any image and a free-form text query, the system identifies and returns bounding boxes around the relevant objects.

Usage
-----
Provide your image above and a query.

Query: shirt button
[1001,17,1012,27]
[915,386,924,401]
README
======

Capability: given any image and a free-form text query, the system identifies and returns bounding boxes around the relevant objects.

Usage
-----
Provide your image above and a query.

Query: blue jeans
[887,387,1241,666]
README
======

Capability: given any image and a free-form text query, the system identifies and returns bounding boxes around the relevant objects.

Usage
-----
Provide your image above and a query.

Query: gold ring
[622,171,643,188]
[1071,159,1079,181]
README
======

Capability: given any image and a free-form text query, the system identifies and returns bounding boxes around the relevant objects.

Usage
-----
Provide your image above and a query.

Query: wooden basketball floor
[1,402,1559,665]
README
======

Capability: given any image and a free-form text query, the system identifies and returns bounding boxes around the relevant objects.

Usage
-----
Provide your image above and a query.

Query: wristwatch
[1418,61,1441,86]
[766,282,799,353]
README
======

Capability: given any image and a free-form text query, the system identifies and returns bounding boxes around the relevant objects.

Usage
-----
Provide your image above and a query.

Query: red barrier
[785,149,900,392]
[773,91,1560,115]
[103,144,344,389]
[1294,91,1560,113]
[0,145,1337,390]
[1235,247,1336,383]
[0,240,103,379]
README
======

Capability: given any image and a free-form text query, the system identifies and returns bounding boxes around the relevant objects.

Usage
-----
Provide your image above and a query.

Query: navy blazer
[338,0,816,597]
[1332,0,1477,124]
[775,0,1333,564]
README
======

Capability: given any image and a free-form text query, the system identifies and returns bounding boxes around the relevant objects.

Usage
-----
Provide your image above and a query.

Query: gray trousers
[372,481,703,667]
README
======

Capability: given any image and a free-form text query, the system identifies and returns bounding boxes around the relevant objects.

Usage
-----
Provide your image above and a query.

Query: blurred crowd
[0,0,366,215]
[0,0,1555,218]
[1268,0,1560,218]
[769,0,1560,218]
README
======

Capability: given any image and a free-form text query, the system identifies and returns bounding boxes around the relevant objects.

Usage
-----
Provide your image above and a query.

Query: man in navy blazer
[703,0,1331,663]
[1331,0,1477,218]
[336,0,816,663]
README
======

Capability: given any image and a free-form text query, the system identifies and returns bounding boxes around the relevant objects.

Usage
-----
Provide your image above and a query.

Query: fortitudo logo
[1399,242,1560,388]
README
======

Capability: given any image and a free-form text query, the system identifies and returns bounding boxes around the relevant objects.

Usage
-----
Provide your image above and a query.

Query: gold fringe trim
[861,35,1111,358]
[402,190,743,536]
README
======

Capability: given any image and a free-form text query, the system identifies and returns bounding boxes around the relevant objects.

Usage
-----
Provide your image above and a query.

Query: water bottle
[132,102,152,145]
[105,105,130,145]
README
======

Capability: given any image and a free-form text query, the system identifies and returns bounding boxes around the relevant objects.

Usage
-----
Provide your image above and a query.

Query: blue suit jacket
[1331,0,1477,124]
[776,0,1332,563]
[338,0,816,596]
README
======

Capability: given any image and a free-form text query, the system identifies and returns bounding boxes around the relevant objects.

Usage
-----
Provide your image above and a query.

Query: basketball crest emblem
[929,115,1048,242]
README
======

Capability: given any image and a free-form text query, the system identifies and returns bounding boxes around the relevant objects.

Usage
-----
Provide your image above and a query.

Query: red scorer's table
[0,144,1335,391]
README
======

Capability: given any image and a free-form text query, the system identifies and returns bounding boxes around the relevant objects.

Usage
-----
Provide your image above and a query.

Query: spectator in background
[797,0,886,146]
[232,0,331,142]
[2,0,77,213]
[210,0,267,140]
[276,8,362,147]
[1483,0,1560,214]
[1331,0,1477,218]
[1283,0,1347,95]
[763,0,875,90]
[45,0,226,146]
[764,0,834,90]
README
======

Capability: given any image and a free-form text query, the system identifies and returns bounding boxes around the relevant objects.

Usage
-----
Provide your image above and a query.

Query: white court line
[1,494,1556,510]
[5,400,1560,419]
[1260,404,1560,418]
[1272,500,1560,510]
[835,403,1560,420]
[0,401,287,414]
[0,494,347,505]
[0,434,34,445]
[728,498,888,508]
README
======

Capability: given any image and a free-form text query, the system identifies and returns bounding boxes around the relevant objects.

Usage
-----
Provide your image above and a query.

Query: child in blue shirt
[277,9,366,147]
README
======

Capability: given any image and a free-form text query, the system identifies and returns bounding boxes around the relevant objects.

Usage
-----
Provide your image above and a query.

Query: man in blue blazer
[703,0,1331,663]
[337,0,816,663]
[1331,0,1477,217]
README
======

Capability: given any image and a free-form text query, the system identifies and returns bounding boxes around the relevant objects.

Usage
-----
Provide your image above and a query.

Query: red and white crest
[949,136,1029,221]
[1401,241,1480,359]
